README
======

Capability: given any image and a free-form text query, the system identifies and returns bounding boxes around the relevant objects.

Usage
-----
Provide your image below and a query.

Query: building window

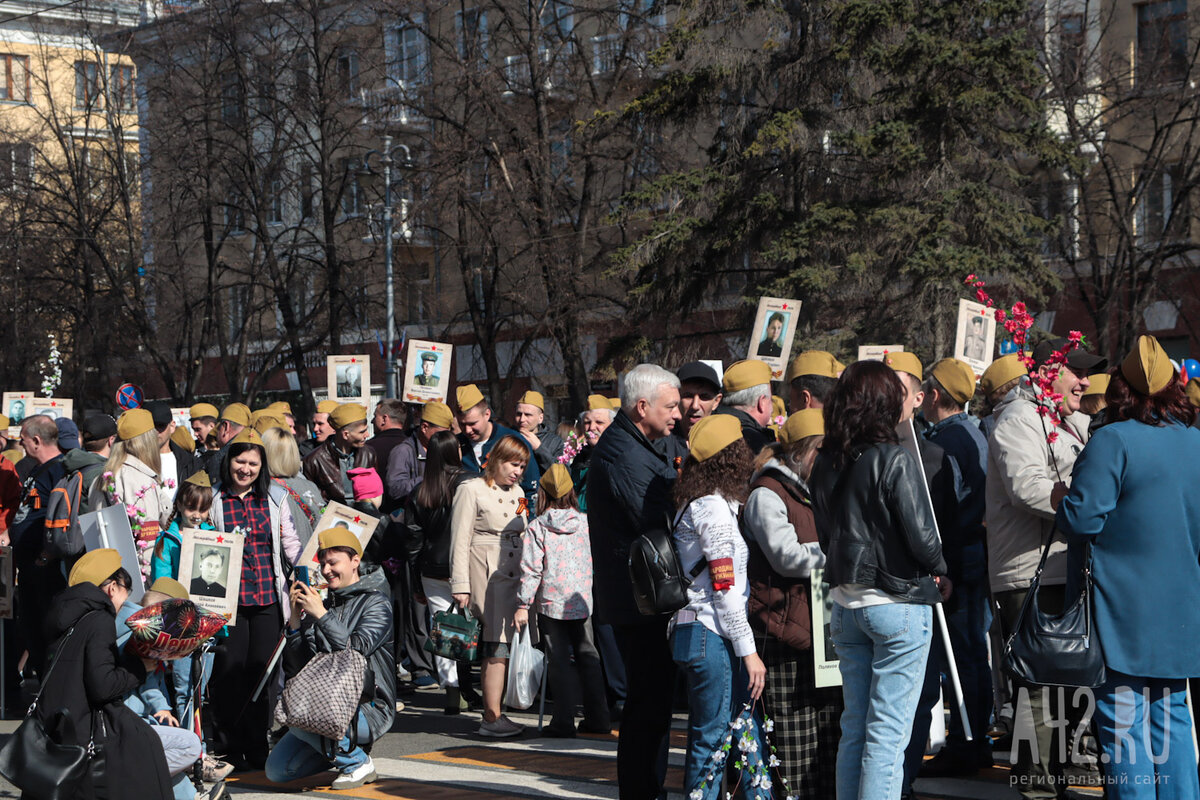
[592,34,621,74]
[225,191,245,233]
[503,54,529,93]
[220,71,241,124]
[110,65,135,112]
[388,18,429,87]
[268,175,284,224]
[226,284,249,340]
[619,0,665,31]
[300,163,314,219]
[1058,15,1085,95]
[0,55,29,103]
[1136,164,1186,244]
[0,143,32,190]
[340,158,363,216]
[74,61,100,109]
[457,8,488,62]
[336,50,359,100]
[1137,0,1187,85]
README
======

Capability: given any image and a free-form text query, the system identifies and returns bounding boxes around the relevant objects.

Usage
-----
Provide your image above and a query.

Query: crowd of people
[0,331,1198,800]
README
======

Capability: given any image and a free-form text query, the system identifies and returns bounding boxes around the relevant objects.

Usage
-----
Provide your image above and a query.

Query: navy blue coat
[458,422,541,503]
[586,410,678,626]
[1057,418,1200,678]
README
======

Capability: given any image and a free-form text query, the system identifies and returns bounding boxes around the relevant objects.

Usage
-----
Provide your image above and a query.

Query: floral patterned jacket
[517,507,593,620]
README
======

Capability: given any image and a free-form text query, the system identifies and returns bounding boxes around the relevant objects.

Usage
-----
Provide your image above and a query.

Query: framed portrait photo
[27,397,73,421]
[954,298,997,377]
[2,391,35,433]
[809,567,841,688]
[171,407,191,430]
[294,502,382,583]
[401,340,453,405]
[747,297,802,381]
[856,345,904,362]
[327,354,371,406]
[177,528,245,625]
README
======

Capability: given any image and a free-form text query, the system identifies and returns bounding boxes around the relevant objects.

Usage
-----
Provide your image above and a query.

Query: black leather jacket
[302,440,377,504]
[810,443,947,604]
[402,472,469,580]
[284,564,396,742]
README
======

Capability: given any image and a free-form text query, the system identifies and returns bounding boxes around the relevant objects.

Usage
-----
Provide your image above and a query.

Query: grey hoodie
[985,379,1090,592]
[742,458,826,579]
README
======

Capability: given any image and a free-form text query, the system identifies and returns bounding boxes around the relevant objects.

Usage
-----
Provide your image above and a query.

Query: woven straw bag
[274,648,367,740]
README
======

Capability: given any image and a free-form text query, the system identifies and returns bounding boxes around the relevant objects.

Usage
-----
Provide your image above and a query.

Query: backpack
[43,471,86,559]
[627,511,705,616]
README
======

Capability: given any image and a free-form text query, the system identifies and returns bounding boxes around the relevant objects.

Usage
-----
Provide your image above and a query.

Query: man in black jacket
[714,359,776,454]
[587,364,681,800]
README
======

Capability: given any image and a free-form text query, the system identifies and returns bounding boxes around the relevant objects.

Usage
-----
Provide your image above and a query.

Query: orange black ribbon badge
[709,557,734,591]
[517,497,528,516]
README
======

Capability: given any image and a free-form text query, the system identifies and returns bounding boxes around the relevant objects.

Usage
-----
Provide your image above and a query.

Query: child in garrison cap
[513,465,610,738]
[150,470,226,765]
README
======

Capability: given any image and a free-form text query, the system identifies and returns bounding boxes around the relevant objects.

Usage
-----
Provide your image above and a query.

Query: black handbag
[1003,535,1105,688]
[0,617,98,800]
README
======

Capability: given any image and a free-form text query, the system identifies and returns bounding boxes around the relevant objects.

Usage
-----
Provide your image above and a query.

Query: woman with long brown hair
[404,429,476,714]
[809,359,947,800]
[1058,336,1200,798]
[670,414,766,800]
[449,434,530,737]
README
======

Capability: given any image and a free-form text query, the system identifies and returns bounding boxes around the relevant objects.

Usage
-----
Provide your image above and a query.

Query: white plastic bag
[503,625,545,710]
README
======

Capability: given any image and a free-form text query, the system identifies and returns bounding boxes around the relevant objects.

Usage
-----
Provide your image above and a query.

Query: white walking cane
[899,419,973,742]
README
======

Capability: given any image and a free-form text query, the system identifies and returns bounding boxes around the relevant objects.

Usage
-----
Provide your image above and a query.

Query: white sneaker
[477,715,524,738]
[331,757,377,790]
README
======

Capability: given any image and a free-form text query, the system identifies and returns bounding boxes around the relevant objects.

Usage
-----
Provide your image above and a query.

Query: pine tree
[614,0,1071,360]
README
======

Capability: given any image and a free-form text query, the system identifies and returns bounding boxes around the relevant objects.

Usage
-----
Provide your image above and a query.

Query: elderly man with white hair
[587,364,681,800]
[714,359,776,454]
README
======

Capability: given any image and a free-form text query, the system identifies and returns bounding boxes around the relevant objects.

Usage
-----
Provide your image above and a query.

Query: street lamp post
[374,136,412,399]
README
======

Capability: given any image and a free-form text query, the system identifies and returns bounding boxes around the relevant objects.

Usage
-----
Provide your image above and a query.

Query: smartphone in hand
[295,566,310,586]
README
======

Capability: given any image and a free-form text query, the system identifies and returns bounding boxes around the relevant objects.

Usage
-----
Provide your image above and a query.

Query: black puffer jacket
[586,410,678,625]
[810,443,947,604]
[284,564,396,742]
[37,584,173,800]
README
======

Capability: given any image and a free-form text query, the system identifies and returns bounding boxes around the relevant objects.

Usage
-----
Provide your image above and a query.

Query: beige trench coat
[449,477,528,643]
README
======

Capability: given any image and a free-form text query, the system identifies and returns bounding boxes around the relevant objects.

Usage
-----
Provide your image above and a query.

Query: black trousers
[539,615,611,732]
[16,559,65,678]
[613,617,676,800]
[210,603,282,764]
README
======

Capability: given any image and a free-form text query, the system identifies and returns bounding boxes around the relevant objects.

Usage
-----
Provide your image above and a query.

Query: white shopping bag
[503,625,545,710]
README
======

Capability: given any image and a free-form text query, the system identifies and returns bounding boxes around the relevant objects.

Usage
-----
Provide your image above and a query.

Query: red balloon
[125,599,226,661]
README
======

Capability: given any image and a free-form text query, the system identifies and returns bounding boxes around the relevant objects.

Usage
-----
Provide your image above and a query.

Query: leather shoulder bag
[0,613,101,800]
[1003,534,1105,688]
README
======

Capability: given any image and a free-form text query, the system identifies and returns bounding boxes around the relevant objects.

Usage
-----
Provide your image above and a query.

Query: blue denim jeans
[832,601,933,800]
[264,712,370,783]
[671,622,769,800]
[172,649,215,729]
[1092,670,1200,800]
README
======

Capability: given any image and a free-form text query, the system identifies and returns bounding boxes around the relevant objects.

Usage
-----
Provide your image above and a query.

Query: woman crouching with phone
[265,529,395,791]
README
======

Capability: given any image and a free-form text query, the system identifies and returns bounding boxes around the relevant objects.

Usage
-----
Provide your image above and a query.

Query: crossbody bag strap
[28,610,100,716]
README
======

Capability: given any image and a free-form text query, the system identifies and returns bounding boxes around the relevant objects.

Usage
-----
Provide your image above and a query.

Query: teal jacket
[151,518,216,584]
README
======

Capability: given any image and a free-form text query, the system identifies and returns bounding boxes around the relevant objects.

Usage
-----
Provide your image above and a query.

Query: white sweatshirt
[672,493,755,658]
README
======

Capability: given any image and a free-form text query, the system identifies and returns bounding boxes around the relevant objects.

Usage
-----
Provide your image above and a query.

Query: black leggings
[209,603,282,764]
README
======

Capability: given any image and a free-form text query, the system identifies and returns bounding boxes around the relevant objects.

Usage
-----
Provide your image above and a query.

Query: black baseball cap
[82,412,117,443]
[1031,338,1108,373]
[143,400,174,429]
[677,361,722,391]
